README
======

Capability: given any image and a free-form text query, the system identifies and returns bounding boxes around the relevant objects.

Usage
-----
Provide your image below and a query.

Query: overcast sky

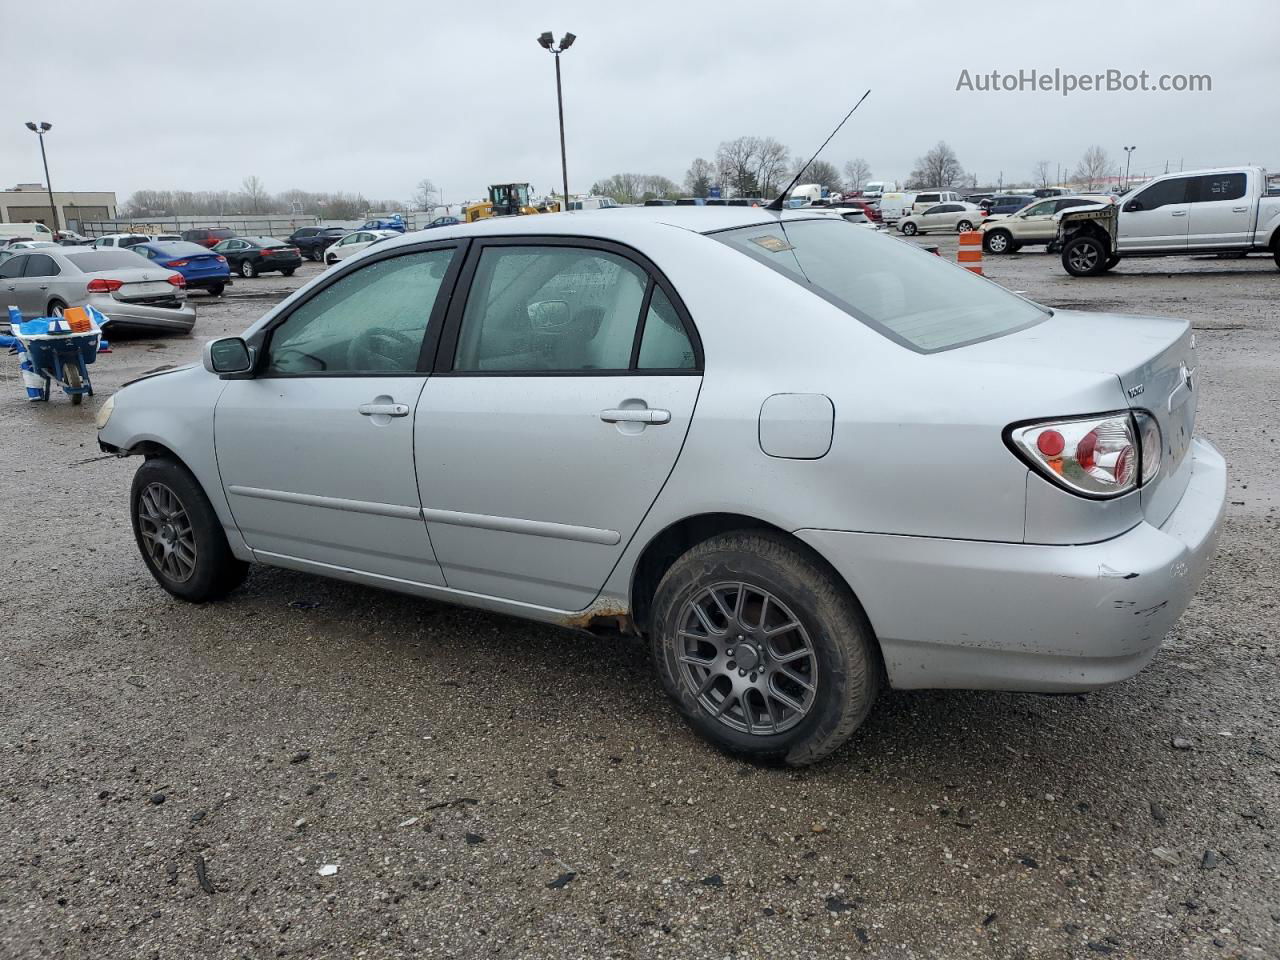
[4,0,1276,205]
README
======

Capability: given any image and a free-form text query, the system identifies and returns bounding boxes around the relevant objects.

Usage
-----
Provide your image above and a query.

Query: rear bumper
[262,257,302,271]
[89,294,196,333]
[797,438,1226,693]
[184,275,231,290]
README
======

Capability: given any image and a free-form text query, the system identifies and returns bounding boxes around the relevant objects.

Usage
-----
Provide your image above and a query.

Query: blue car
[358,214,407,233]
[131,241,232,296]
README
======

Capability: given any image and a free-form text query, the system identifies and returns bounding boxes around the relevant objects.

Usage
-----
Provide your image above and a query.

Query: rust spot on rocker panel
[560,598,636,635]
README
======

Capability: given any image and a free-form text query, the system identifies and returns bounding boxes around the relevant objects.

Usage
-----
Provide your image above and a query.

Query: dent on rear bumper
[798,439,1226,693]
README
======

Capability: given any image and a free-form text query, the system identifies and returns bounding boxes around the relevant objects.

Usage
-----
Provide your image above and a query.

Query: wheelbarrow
[5,305,109,405]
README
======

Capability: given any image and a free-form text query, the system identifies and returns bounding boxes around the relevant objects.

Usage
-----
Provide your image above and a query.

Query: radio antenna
[765,89,871,211]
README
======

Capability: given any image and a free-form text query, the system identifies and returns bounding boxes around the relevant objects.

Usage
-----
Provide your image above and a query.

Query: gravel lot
[1,240,1277,960]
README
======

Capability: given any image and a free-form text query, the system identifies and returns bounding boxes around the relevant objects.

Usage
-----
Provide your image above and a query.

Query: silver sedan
[96,207,1225,765]
[0,246,195,333]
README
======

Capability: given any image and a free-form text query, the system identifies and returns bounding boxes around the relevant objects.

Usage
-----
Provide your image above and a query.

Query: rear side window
[1193,173,1246,202]
[637,286,696,370]
[453,246,648,372]
[714,219,1046,353]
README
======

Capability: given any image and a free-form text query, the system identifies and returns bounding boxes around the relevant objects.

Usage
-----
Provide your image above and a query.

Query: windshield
[713,218,1047,353]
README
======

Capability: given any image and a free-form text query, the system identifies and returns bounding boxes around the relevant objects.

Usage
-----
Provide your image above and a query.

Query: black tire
[130,457,248,603]
[239,259,256,279]
[983,229,1013,254]
[47,298,68,317]
[1103,254,1121,271]
[208,283,225,297]
[650,531,879,766]
[1272,237,1280,271]
[900,221,918,236]
[282,268,296,277]
[310,246,324,262]
[1061,235,1109,277]
[956,220,973,233]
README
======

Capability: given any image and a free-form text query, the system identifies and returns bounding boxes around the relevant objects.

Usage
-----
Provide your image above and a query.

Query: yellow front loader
[463,183,561,223]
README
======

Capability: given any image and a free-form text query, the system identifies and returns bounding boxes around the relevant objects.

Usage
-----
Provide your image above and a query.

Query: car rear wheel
[208,283,225,297]
[239,260,256,279]
[956,220,973,232]
[130,458,248,602]
[983,230,1012,253]
[900,221,918,235]
[282,268,296,277]
[650,531,879,766]
[47,299,67,317]
[1062,235,1109,277]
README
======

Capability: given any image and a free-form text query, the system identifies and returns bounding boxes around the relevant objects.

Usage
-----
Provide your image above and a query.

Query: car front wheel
[984,230,1012,254]
[130,458,248,602]
[650,531,879,766]
[900,221,918,235]
[1062,235,1109,277]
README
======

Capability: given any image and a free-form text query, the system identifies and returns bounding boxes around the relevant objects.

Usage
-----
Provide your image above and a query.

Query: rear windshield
[64,250,148,272]
[713,218,1046,353]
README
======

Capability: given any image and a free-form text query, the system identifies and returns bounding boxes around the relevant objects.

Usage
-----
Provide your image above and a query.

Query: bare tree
[796,159,842,194]
[843,158,872,193]
[241,175,268,214]
[753,137,790,199]
[590,173,679,204]
[684,158,714,198]
[1032,160,1052,189]
[412,179,438,211]
[716,137,762,197]
[908,142,965,189]
[1073,145,1111,191]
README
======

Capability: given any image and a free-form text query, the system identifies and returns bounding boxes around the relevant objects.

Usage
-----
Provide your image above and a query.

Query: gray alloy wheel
[956,220,973,232]
[1063,235,1107,276]
[675,582,819,735]
[985,230,1011,253]
[901,221,918,235]
[240,259,256,278]
[136,481,198,583]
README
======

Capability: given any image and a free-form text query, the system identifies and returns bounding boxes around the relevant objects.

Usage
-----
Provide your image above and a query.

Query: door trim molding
[421,506,621,545]
[227,484,422,521]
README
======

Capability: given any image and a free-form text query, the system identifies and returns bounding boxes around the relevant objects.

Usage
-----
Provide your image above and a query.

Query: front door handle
[1231,206,1248,213]
[1171,210,1187,217]
[358,402,409,417]
[600,407,671,425]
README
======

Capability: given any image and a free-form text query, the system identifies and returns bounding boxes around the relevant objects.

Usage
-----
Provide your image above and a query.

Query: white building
[0,183,118,230]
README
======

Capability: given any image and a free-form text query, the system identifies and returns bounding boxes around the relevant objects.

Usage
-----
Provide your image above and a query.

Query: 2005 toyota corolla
[97,207,1225,765]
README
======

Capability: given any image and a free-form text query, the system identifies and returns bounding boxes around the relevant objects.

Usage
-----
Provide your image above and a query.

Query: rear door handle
[1231,206,1248,213]
[358,402,409,417]
[600,407,671,424]
[1171,210,1187,217]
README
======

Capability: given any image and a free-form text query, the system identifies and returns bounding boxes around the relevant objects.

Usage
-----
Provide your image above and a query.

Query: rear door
[1186,171,1252,248]
[215,242,464,583]
[1119,176,1193,251]
[415,238,702,610]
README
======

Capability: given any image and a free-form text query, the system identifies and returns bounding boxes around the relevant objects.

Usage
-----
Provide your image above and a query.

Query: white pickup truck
[1056,166,1280,276]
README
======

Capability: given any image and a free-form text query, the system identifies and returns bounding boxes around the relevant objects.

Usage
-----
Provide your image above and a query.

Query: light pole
[24,121,60,233]
[537,31,575,210]
[1123,146,1137,190]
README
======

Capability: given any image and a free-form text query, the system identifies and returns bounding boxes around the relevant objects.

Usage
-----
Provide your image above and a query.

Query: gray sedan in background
[0,246,195,332]
[96,208,1224,765]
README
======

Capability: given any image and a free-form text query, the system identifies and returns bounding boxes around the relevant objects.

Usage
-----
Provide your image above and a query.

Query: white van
[0,222,56,244]
[909,190,962,216]
[877,192,915,223]
[567,196,619,211]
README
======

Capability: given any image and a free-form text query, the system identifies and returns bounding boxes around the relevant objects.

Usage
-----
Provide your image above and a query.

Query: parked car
[0,222,56,244]
[675,198,706,206]
[426,216,462,228]
[56,230,92,245]
[323,230,400,265]
[359,216,407,233]
[897,201,983,235]
[830,199,882,223]
[567,197,620,211]
[908,190,962,216]
[643,199,677,206]
[287,226,349,262]
[981,195,1112,254]
[212,236,302,278]
[1,240,59,251]
[132,240,232,295]
[182,227,238,249]
[96,206,1224,766]
[91,234,152,249]
[0,246,194,332]
[980,195,1037,217]
[1057,166,1280,275]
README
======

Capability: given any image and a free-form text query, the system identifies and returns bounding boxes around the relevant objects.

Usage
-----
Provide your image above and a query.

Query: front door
[0,254,31,317]
[416,240,702,611]
[215,245,462,584]
[1187,171,1252,248]
[1118,175,1193,251]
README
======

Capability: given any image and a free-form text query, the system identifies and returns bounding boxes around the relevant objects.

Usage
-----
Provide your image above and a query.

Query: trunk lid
[958,308,1197,525]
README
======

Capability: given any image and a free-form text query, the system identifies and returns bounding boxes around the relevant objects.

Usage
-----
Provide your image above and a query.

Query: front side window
[0,255,26,279]
[715,218,1046,353]
[1129,177,1190,211]
[23,254,60,278]
[266,249,456,375]
[453,246,649,372]
[1023,201,1056,217]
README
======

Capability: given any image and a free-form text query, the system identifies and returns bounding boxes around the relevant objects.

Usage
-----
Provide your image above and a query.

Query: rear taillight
[167,273,185,288]
[86,278,123,293]
[215,255,227,263]
[165,259,190,267]
[1008,411,1158,499]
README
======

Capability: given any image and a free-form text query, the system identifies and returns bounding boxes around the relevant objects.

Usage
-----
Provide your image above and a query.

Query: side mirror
[527,300,571,333]
[203,337,255,376]
[1124,200,1143,212]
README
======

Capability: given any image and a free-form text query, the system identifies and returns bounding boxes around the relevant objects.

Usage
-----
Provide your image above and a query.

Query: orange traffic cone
[957,231,983,275]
